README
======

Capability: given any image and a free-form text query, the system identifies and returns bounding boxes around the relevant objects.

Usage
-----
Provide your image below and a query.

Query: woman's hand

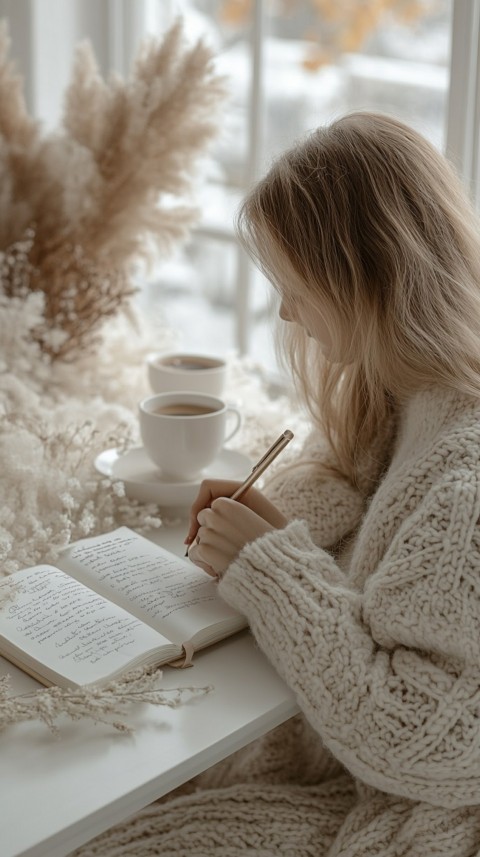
[188,497,277,577]
[185,479,288,545]
[185,479,288,578]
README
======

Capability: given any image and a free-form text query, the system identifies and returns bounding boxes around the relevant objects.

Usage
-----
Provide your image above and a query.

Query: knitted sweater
[218,386,480,851]
[75,386,480,857]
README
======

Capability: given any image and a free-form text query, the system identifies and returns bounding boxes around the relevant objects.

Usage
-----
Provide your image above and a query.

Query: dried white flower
[0,669,213,734]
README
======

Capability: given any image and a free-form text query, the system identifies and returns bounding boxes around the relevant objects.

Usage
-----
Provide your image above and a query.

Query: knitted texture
[73,386,480,856]
[220,388,480,809]
[73,778,356,857]
[265,452,365,550]
[195,715,344,788]
[263,412,395,551]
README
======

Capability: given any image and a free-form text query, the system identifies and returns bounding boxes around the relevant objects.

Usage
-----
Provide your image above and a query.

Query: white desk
[0,522,299,857]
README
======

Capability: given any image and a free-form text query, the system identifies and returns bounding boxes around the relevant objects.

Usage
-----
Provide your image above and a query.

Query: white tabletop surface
[0,521,299,857]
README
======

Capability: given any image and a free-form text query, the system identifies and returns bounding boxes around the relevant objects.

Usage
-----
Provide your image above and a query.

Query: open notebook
[0,527,247,688]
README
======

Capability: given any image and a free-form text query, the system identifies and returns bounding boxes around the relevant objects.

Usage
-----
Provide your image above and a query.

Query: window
[2,0,479,379]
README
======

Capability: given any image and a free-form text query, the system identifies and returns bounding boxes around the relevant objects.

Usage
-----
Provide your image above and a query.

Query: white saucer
[94,446,252,508]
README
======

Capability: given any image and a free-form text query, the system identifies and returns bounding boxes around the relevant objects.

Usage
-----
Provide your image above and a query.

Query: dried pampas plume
[0,20,226,359]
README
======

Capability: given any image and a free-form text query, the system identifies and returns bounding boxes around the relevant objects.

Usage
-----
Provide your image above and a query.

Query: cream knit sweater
[75,386,480,857]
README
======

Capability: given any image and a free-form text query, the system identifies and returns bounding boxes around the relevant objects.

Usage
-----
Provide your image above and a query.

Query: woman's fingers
[184,479,244,545]
[209,498,275,544]
[241,491,288,528]
[185,480,288,547]
[189,499,275,577]
[185,545,217,577]
[187,538,232,578]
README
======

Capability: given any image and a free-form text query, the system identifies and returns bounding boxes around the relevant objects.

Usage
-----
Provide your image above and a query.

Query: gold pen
[185,429,294,555]
[229,429,294,501]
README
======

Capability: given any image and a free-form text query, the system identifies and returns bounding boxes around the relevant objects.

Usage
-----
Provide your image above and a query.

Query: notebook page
[59,528,242,644]
[0,566,171,686]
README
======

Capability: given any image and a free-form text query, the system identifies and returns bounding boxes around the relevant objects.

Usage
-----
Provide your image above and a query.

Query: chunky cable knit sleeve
[218,470,480,809]
[263,430,365,549]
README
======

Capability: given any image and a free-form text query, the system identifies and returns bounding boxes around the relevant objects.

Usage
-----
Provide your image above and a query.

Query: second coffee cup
[147,352,227,397]
[139,392,242,482]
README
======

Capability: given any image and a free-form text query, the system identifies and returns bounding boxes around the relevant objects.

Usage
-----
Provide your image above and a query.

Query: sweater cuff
[218,519,344,618]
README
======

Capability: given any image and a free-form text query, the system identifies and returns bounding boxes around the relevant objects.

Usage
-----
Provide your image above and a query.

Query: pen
[229,429,294,501]
[185,429,294,555]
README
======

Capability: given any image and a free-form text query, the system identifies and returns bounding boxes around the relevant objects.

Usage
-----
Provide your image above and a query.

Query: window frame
[445,0,480,205]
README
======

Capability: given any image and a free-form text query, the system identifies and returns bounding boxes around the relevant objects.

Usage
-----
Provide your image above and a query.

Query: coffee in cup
[153,403,217,417]
[147,352,227,397]
[139,392,241,481]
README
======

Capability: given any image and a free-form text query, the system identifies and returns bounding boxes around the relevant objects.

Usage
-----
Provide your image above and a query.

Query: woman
[80,112,480,855]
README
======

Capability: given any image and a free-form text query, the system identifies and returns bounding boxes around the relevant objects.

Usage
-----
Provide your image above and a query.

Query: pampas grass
[0,19,226,359]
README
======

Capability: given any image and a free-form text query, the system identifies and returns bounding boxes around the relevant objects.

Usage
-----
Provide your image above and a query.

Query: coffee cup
[139,392,242,481]
[147,352,227,397]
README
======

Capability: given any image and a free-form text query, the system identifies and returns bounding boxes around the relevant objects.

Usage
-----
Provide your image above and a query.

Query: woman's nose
[279,300,292,322]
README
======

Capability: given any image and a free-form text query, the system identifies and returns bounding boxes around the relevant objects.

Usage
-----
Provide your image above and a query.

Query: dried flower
[0,20,226,359]
[0,668,213,734]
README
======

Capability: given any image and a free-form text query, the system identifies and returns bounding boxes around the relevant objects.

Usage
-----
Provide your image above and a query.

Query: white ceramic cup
[147,352,227,397]
[139,392,242,481]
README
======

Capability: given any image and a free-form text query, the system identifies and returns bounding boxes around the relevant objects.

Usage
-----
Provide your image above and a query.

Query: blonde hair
[236,111,480,485]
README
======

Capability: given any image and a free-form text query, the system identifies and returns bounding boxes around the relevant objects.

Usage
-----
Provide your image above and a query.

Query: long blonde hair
[236,112,480,485]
